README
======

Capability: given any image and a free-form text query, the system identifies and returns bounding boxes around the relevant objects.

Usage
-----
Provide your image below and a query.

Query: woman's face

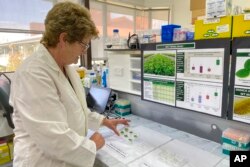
[63,37,91,65]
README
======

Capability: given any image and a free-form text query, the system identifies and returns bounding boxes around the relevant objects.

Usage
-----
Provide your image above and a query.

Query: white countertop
[94,114,229,167]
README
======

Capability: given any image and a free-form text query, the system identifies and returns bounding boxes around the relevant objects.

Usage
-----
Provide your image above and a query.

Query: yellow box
[194,16,232,40]
[232,14,250,37]
[0,143,11,165]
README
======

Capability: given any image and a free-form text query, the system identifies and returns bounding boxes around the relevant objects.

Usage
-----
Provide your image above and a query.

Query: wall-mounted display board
[229,37,250,124]
[143,50,176,106]
[141,39,231,118]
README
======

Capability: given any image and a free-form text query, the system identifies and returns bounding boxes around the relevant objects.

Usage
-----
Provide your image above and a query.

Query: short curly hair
[41,2,99,47]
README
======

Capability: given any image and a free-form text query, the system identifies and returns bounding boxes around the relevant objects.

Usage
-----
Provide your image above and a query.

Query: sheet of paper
[128,139,223,167]
[101,126,172,164]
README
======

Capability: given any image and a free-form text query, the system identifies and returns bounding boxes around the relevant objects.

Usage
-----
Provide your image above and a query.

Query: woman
[10,2,129,167]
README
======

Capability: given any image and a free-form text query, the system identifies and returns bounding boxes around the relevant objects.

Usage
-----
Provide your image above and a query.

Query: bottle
[76,66,86,79]
[101,71,107,88]
[89,72,97,86]
[96,71,101,86]
[112,29,120,49]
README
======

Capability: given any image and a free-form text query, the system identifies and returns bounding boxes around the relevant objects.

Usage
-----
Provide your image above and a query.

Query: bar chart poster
[176,49,224,82]
[176,80,223,116]
[232,49,250,123]
[143,50,176,106]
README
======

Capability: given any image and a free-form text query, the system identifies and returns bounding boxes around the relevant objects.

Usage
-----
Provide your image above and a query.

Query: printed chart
[176,49,224,82]
[144,78,175,106]
[176,80,223,116]
[102,126,172,164]
[143,50,176,77]
[188,57,223,75]
[234,49,250,86]
[233,86,250,124]
[143,50,176,106]
[128,139,222,167]
[232,49,250,124]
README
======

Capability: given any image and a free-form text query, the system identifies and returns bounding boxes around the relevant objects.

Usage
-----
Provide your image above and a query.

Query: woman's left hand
[102,118,130,136]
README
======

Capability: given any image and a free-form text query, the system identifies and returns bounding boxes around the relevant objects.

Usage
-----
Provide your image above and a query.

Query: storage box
[221,128,250,155]
[194,16,232,40]
[114,99,131,116]
[192,9,205,19]
[232,14,250,37]
[222,143,250,155]
[190,0,205,10]
[161,24,181,42]
[0,143,11,165]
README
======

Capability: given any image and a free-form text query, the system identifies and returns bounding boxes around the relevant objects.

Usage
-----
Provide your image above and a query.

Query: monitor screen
[86,85,111,114]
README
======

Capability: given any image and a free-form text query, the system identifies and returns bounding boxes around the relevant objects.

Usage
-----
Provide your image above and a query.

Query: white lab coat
[9,44,105,167]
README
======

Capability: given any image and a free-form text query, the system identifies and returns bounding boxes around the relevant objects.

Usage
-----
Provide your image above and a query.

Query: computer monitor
[86,85,111,114]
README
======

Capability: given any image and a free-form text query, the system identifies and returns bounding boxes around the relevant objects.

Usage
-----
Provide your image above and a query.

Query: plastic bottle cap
[113,29,119,33]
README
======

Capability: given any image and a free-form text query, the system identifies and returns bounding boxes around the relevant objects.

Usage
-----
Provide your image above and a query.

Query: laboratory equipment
[86,85,111,114]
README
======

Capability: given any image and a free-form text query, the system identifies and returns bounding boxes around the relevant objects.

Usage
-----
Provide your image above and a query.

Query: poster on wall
[176,49,225,82]
[232,49,250,123]
[175,48,225,116]
[233,86,250,123]
[143,50,176,106]
[234,49,250,86]
[176,80,223,116]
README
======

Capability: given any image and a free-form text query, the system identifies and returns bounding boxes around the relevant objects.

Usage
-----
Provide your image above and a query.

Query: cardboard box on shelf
[194,16,232,40]
[192,9,206,24]
[232,14,250,37]
[192,9,206,19]
[190,0,205,10]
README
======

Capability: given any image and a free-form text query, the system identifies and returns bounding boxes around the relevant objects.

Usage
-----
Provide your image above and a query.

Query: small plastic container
[89,72,97,85]
[112,29,121,49]
[186,31,195,41]
[161,24,181,42]
[173,28,188,41]
[222,128,250,155]
[114,99,131,116]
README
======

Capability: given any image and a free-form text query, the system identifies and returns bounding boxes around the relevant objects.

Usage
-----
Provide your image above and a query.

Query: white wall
[232,0,250,8]
[171,0,192,28]
[144,0,172,8]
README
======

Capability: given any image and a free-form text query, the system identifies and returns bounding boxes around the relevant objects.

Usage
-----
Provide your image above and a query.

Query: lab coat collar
[37,44,62,74]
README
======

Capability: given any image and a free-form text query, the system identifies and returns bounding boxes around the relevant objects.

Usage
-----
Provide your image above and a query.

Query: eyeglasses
[79,41,90,51]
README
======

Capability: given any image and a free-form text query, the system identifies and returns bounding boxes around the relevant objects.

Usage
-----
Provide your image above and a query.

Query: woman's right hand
[90,132,105,150]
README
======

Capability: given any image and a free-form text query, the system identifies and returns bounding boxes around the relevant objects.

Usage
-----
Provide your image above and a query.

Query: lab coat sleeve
[12,69,96,167]
[86,108,105,131]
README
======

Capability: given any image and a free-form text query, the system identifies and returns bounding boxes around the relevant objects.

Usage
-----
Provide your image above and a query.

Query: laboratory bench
[1,114,229,167]
[93,114,229,167]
